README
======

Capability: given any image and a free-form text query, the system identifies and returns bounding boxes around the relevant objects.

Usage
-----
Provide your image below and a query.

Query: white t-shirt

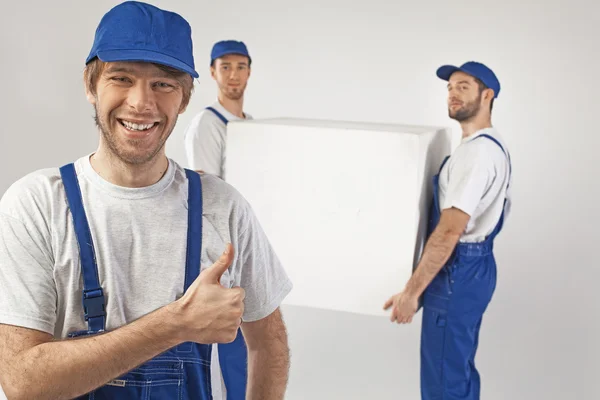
[184,101,253,181]
[438,127,512,243]
[0,155,292,399]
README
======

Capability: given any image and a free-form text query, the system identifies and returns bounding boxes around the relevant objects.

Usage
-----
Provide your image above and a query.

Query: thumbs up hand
[174,243,245,344]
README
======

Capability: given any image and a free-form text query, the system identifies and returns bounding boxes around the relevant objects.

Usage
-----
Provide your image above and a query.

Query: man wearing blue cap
[384,61,512,399]
[0,2,291,400]
[184,40,252,181]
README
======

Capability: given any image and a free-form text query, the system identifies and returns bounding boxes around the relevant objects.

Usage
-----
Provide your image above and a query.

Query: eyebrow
[219,62,248,66]
[447,80,472,88]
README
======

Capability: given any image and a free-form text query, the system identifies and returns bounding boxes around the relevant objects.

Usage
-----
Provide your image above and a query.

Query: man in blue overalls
[384,61,512,400]
[184,40,253,181]
[0,2,293,399]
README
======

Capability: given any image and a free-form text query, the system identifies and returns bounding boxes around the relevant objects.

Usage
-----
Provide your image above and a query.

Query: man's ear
[84,83,96,105]
[179,100,188,114]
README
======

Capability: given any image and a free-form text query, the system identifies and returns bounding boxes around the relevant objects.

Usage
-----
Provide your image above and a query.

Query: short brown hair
[83,58,194,107]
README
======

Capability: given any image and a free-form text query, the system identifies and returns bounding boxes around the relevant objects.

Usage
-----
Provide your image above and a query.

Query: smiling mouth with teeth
[119,119,158,131]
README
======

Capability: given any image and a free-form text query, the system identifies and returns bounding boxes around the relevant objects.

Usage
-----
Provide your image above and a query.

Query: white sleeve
[0,179,57,334]
[232,198,293,322]
[442,146,495,216]
[183,113,225,178]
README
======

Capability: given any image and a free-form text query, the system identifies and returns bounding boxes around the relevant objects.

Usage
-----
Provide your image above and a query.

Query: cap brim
[436,65,462,81]
[211,51,251,62]
[95,49,199,78]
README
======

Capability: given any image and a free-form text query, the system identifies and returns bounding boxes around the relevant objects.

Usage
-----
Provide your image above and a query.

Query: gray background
[0,0,598,399]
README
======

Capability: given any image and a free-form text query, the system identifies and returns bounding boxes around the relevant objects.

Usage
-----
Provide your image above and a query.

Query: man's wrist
[403,278,423,299]
[158,302,187,346]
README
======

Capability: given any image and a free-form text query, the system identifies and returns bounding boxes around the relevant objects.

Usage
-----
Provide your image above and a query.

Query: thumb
[201,243,234,283]
[383,296,394,311]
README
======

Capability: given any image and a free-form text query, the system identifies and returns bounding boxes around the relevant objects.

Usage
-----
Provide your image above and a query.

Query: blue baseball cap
[436,61,500,98]
[210,40,251,65]
[86,1,199,78]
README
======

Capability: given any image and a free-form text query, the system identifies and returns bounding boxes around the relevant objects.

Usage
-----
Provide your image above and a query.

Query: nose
[448,86,459,97]
[448,90,460,103]
[228,68,240,80]
[126,82,156,113]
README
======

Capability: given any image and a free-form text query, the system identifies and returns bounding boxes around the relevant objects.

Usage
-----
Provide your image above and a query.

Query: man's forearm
[246,337,290,400]
[404,225,461,298]
[3,305,182,400]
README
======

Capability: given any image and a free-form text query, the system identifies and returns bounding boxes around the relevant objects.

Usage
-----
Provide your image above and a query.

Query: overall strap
[60,163,106,333]
[472,133,512,241]
[205,107,229,126]
[438,155,451,173]
[474,133,512,188]
[184,169,203,292]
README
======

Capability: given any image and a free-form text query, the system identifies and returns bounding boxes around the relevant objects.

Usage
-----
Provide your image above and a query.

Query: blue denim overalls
[60,165,213,399]
[420,134,511,400]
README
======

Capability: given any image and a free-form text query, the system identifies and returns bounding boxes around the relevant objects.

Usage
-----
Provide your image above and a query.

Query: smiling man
[184,40,253,181]
[0,2,292,400]
[384,61,512,400]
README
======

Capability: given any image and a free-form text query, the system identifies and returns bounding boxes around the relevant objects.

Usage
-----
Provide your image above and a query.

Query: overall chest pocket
[85,356,184,400]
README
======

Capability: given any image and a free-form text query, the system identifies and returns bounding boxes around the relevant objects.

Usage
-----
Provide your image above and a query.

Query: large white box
[226,118,451,317]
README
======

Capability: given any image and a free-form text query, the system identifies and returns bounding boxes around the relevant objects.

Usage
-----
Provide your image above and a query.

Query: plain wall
[0,0,598,399]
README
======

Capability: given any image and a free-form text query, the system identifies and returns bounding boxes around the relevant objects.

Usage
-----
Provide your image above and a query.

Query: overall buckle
[82,288,106,321]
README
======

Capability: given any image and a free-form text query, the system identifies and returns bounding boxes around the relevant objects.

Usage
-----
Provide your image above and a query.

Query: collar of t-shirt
[210,101,252,122]
[80,153,176,200]
[461,127,500,144]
